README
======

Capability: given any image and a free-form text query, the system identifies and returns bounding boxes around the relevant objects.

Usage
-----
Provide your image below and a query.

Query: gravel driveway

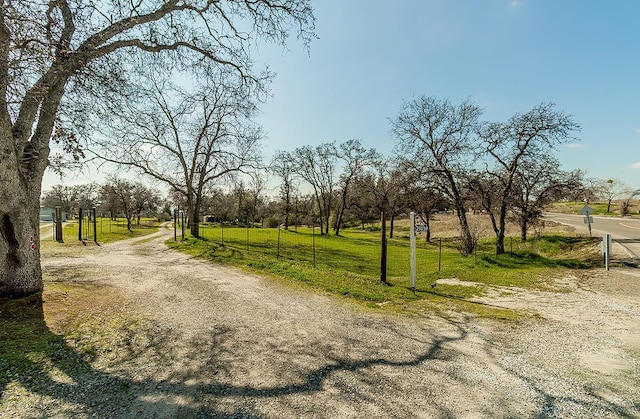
[5,225,639,418]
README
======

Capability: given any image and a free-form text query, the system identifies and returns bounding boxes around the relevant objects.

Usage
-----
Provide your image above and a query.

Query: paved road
[544,213,640,259]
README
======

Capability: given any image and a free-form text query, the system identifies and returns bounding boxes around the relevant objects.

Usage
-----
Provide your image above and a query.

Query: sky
[44,0,640,191]
[252,0,640,187]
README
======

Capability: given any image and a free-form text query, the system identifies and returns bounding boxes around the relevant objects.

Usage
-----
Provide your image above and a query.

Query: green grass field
[168,223,601,319]
[40,218,160,247]
[549,200,640,216]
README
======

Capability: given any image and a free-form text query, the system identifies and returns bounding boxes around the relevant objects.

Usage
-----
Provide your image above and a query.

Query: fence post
[181,211,185,241]
[78,208,83,241]
[174,209,177,241]
[246,224,250,253]
[312,224,316,268]
[438,238,442,272]
[410,212,416,292]
[380,211,387,283]
[55,206,63,243]
[277,224,281,258]
[92,208,98,244]
[221,222,224,246]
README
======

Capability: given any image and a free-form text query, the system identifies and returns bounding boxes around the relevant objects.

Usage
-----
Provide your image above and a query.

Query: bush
[265,217,280,228]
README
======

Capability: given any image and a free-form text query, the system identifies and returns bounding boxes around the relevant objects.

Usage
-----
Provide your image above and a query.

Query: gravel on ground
[2,224,639,418]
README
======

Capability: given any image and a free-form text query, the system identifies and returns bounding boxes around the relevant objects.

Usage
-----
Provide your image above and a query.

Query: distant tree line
[42,177,163,232]
[44,97,639,258]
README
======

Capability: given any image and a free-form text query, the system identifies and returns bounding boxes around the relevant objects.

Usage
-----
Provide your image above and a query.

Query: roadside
[1,225,638,417]
[544,213,640,266]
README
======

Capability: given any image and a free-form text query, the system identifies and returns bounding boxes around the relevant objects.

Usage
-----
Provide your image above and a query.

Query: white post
[410,212,416,291]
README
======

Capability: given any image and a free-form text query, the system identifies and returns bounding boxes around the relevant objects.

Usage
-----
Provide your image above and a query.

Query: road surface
[544,213,640,259]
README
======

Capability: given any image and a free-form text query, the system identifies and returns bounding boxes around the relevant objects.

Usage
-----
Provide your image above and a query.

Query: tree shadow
[1,293,637,417]
[0,292,467,417]
[479,251,593,269]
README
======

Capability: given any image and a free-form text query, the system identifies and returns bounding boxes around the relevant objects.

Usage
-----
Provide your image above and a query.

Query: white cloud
[509,0,525,8]
[566,143,585,149]
[631,162,640,169]
[635,128,640,135]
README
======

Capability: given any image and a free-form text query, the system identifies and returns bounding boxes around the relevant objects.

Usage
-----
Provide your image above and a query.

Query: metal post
[174,209,177,241]
[181,211,185,241]
[92,208,98,244]
[410,212,416,292]
[602,233,612,271]
[277,224,281,258]
[438,238,442,272]
[380,211,387,283]
[221,222,224,246]
[55,206,63,243]
[312,224,316,268]
[246,224,250,252]
[78,208,83,241]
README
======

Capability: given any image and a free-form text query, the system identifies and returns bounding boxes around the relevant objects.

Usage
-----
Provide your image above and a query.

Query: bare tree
[391,96,482,255]
[42,184,78,214]
[292,143,337,235]
[101,177,159,232]
[247,170,269,226]
[1,0,314,296]
[348,173,380,230]
[477,103,579,254]
[334,139,378,236]
[42,183,99,217]
[620,188,640,216]
[269,150,298,230]
[397,161,449,242]
[596,179,627,213]
[510,159,582,241]
[91,73,262,238]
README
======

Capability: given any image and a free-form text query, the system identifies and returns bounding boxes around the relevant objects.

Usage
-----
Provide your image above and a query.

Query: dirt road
[7,225,640,418]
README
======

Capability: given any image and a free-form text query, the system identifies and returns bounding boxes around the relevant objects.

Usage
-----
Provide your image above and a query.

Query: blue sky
[253,0,640,188]
[44,0,639,191]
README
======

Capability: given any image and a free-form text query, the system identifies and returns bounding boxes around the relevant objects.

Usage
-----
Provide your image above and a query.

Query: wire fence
[40,217,141,243]
[187,223,551,283]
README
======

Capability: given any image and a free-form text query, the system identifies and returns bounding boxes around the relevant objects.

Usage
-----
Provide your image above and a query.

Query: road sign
[415,224,428,233]
[581,205,594,216]
[583,216,593,224]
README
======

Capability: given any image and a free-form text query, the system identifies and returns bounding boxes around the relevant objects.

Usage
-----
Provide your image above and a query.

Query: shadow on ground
[1,291,637,418]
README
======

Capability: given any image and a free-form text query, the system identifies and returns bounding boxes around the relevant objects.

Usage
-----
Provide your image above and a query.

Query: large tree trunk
[334,188,349,236]
[0,135,46,296]
[520,218,528,242]
[334,205,345,236]
[455,204,474,255]
[424,213,431,243]
[190,200,201,238]
[495,207,507,255]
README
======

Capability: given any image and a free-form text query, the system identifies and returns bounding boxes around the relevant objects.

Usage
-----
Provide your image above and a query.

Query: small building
[39,207,69,222]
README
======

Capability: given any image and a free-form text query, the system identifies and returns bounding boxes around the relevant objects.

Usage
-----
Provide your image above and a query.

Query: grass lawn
[168,220,602,319]
[40,218,160,249]
[549,200,640,217]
